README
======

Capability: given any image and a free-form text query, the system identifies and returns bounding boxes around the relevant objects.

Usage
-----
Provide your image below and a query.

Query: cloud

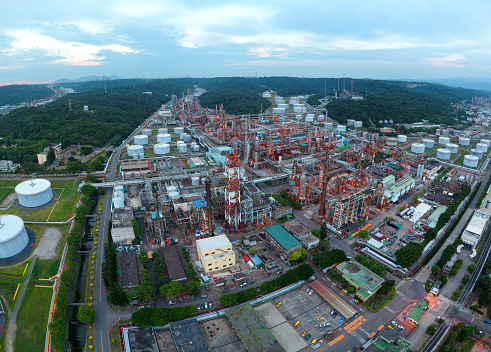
[2,29,139,66]
[228,58,412,68]
[427,53,467,68]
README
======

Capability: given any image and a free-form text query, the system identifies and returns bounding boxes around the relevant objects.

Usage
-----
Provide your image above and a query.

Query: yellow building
[196,235,235,273]
[37,151,48,165]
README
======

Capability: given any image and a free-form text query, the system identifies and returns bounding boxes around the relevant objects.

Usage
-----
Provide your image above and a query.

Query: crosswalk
[350,331,366,343]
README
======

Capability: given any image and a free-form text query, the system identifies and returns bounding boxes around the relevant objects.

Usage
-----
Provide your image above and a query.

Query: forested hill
[0,84,54,106]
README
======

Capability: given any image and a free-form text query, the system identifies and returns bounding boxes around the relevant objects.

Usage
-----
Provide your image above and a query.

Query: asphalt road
[421,322,451,352]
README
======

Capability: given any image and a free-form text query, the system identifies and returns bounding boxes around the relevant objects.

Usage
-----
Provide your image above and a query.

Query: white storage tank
[471,148,484,159]
[142,129,152,136]
[154,143,170,155]
[305,115,314,122]
[168,191,179,199]
[437,149,451,160]
[324,122,333,130]
[192,144,200,152]
[386,137,398,146]
[114,185,124,193]
[347,119,355,126]
[275,100,285,105]
[398,135,407,143]
[463,155,479,168]
[411,143,425,154]
[439,136,450,145]
[166,185,177,193]
[177,142,187,153]
[277,104,289,109]
[157,133,172,143]
[336,125,346,133]
[134,135,148,145]
[293,106,306,113]
[174,127,184,135]
[446,143,459,154]
[481,139,491,147]
[273,107,286,114]
[295,115,303,120]
[0,215,29,258]
[422,139,435,148]
[183,134,192,143]
[191,176,200,186]
[158,128,168,135]
[317,115,325,121]
[113,195,124,208]
[263,92,271,98]
[459,137,470,146]
[476,143,488,152]
[127,144,144,156]
[15,179,53,208]
[274,96,283,101]
[354,121,362,128]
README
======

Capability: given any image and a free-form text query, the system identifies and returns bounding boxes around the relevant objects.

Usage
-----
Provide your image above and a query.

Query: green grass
[0,278,23,309]
[0,260,30,278]
[0,187,13,203]
[362,287,396,312]
[14,281,53,352]
[31,259,59,280]
[0,297,8,349]
[109,320,129,352]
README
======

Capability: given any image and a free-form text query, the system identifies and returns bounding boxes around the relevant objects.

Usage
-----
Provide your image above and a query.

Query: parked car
[276,302,283,308]
[222,289,229,293]
[294,321,300,327]
[332,312,337,318]
[304,333,311,340]
[301,331,308,337]
[240,282,248,287]
[205,285,210,291]
[200,295,208,299]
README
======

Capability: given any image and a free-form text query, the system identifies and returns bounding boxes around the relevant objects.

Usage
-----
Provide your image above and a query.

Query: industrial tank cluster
[0,215,29,258]
[15,179,53,208]
[113,185,125,209]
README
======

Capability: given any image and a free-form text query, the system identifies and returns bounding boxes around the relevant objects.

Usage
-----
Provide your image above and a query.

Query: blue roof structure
[192,199,207,208]
[251,256,262,266]
[151,211,163,219]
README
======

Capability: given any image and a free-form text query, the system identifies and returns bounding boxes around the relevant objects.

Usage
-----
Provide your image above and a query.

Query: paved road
[4,256,36,352]
[421,322,451,352]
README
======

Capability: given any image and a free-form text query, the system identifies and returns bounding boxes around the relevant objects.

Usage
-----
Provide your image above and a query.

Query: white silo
[459,137,470,146]
[398,135,407,143]
[177,142,187,153]
[174,127,184,135]
[476,143,488,152]
[158,128,168,135]
[134,135,148,145]
[324,122,333,130]
[273,108,286,114]
[183,134,192,143]
[274,96,283,101]
[0,215,29,258]
[439,136,450,145]
[191,177,200,186]
[157,134,171,143]
[192,144,200,152]
[347,119,355,126]
[463,155,479,168]
[436,149,451,160]
[471,149,484,159]
[263,92,271,98]
[446,143,459,154]
[113,194,124,208]
[142,129,152,136]
[354,121,362,128]
[154,143,170,155]
[422,139,435,148]
[293,106,306,113]
[481,139,491,147]
[317,115,325,121]
[305,115,314,122]
[411,143,425,154]
[168,191,180,199]
[337,125,346,133]
[277,104,289,109]
[127,145,144,156]
[15,179,53,208]
[386,137,398,146]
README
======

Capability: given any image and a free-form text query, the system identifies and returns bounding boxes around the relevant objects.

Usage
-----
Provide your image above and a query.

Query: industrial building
[196,235,235,273]
[0,215,29,259]
[461,211,488,248]
[383,177,416,202]
[265,225,302,255]
[15,179,53,208]
[406,300,429,325]
[336,260,384,302]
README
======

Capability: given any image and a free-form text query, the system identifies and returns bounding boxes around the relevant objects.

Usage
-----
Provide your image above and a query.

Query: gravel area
[154,329,178,352]
[33,227,62,259]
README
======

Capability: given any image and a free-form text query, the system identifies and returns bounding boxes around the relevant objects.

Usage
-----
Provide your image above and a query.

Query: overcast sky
[1,0,490,85]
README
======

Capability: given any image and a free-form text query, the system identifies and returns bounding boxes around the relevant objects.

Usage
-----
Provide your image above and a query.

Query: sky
[1,0,491,85]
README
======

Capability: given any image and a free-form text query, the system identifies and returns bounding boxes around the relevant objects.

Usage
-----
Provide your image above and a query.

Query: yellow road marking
[13,283,21,300]
[328,335,344,346]
[369,332,376,338]
[344,315,363,330]
[22,262,29,277]
[378,325,384,331]
[347,318,366,333]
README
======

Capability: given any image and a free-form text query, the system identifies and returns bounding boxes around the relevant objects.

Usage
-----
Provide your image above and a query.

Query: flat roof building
[406,299,429,325]
[461,211,488,248]
[160,246,188,282]
[111,207,135,244]
[265,225,302,255]
[169,319,210,352]
[196,235,235,273]
[336,260,384,302]
[383,177,416,202]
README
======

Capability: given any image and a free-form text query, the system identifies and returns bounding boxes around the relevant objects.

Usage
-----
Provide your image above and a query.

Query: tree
[289,248,307,264]
[135,282,156,303]
[249,248,257,255]
[319,223,328,241]
[358,230,369,239]
[86,174,97,183]
[184,281,200,296]
[347,287,355,293]
[77,305,95,324]
[449,269,457,277]
[426,325,437,335]
[311,229,320,238]
[468,264,476,273]
[395,242,423,268]
[462,276,470,284]
[312,249,348,269]
[81,184,96,196]
[431,265,441,275]
[439,275,448,285]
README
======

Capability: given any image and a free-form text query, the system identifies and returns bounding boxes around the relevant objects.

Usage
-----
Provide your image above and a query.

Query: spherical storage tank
[411,143,425,154]
[422,139,434,148]
[127,145,144,157]
[398,135,407,143]
[134,135,148,145]
[174,127,184,135]
[437,149,451,160]
[446,143,458,154]
[0,215,29,258]
[476,143,488,152]
[15,179,53,208]
[439,136,450,145]
[463,155,479,168]
[471,148,484,159]
[154,143,170,155]
[459,137,470,146]
[481,139,491,147]
[157,133,172,143]
[142,129,152,136]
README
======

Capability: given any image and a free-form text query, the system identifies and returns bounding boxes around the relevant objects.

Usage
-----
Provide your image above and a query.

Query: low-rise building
[196,235,235,273]
[37,150,48,165]
[383,177,416,202]
[160,246,188,282]
[461,211,488,248]
[0,160,19,172]
[406,299,429,325]
[265,225,302,255]
[111,207,136,244]
[336,259,384,302]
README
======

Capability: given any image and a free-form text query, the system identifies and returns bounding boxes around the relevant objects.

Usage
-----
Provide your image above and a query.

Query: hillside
[0,84,54,106]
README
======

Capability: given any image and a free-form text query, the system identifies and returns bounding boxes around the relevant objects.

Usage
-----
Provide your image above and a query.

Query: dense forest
[0,84,54,106]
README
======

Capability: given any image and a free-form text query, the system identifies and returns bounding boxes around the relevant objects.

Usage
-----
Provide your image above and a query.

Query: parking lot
[274,285,339,342]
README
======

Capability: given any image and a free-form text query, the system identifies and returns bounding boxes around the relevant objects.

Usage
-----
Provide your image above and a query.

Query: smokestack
[205,177,214,236]
[318,148,330,218]
[244,115,249,163]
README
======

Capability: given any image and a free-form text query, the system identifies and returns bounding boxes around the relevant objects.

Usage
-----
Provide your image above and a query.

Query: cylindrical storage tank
[362,132,369,140]
[295,114,303,120]
[422,139,435,148]
[263,92,271,98]
[178,143,187,153]
[114,185,124,193]
[174,127,184,135]
[273,107,286,114]
[183,134,192,143]
[354,121,362,128]
[127,144,144,156]
[157,133,172,143]
[277,104,289,109]
[398,135,407,143]
[411,143,425,154]
[154,143,170,155]
[347,119,355,126]
[324,122,333,130]
[481,139,491,147]
[293,106,306,113]
[463,155,479,168]
[387,137,398,146]
[191,177,200,186]
[459,137,470,146]
[436,149,451,160]
[142,129,152,136]
[158,128,168,135]
[166,185,177,193]
[15,179,53,208]
[192,144,200,152]
[168,191,179,199]
[113,195,124,209]
[337,125,346,133]
[471,148,484,159]
[305,116,314,122]
[317,115,324,121]
[446,143,458,154]
[439,136,450,145]
[476,143,488,152]
[274,96,283,101]
[134,135,148,145]
[0,215,29,258]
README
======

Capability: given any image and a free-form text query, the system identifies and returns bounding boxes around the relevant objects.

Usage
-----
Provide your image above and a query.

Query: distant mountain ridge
[53,75,127,83]
[400,77,491,92]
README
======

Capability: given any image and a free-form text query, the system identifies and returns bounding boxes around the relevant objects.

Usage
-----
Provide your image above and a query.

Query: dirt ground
[0,193,16,208]
[33,227,62,259]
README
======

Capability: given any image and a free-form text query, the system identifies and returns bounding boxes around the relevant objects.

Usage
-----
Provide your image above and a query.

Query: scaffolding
[331,191,366,230]
[225,154,241,233]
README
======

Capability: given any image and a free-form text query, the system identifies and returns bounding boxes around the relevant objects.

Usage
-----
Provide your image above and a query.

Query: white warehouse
[461,212,488,248]
[15,179,53,208]
[0,215,29,258]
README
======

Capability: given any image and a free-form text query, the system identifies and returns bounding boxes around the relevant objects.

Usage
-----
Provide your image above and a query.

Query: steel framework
[225,153,241,233]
